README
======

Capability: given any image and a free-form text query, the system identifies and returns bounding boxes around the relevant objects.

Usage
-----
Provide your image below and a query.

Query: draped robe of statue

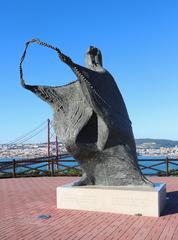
[21,45,151,186]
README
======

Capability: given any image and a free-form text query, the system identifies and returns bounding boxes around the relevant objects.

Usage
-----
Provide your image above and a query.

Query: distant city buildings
[0,142,178,159]
[137,143,178,157]
[0,142,67,159]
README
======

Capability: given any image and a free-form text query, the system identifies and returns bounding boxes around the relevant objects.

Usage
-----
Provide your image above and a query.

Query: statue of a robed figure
[20,39,152,187]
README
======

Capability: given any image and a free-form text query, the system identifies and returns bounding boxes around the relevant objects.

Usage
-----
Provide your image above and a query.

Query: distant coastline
[0,138,178,160]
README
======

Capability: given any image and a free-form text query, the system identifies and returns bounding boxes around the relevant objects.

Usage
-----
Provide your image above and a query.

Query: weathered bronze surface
[20,40,151,186]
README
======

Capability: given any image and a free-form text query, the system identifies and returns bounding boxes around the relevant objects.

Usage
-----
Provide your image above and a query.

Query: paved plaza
[0,177,178,240]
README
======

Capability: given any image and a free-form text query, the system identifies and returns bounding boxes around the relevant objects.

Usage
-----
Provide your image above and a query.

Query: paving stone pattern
[0,177,178,240]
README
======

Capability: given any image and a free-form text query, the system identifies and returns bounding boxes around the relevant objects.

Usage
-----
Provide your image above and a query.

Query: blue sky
[0,0,178,143]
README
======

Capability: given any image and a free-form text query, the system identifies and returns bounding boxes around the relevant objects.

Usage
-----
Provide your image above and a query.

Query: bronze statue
[20,39,152,187]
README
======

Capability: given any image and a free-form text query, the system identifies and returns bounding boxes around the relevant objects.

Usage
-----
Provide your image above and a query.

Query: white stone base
[56,183,166,217]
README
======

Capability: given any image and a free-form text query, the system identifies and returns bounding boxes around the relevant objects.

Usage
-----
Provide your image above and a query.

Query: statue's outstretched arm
[19,38,75,88]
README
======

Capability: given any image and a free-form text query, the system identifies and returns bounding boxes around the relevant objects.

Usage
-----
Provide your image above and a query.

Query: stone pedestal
[56,183,166,217]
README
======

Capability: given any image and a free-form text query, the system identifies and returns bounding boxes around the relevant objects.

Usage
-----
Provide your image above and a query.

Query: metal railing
[0,156,178,178]
[0,154,81,178]
[138,157,178,176]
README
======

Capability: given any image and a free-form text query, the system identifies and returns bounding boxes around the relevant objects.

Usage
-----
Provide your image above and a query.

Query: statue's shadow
[162,191,178,216]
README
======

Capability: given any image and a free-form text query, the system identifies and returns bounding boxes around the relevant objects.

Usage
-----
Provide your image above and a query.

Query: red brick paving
[0,177,178,240]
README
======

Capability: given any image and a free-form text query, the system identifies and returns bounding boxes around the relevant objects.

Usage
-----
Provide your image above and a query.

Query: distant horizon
[1,137,178,145]
[135,138,178,141]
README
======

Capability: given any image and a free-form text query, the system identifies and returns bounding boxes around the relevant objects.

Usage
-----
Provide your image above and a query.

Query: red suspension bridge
[3,119,66,160]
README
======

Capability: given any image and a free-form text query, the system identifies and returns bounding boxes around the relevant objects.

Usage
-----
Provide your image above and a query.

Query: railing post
[47,119,51,170]
[12,159,16,178]
[51,160,54,176]
[55,136,58,171]
[166,157,169,176]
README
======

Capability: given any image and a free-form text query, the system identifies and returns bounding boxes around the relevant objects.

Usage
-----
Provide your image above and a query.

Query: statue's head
[85,46,103,69]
